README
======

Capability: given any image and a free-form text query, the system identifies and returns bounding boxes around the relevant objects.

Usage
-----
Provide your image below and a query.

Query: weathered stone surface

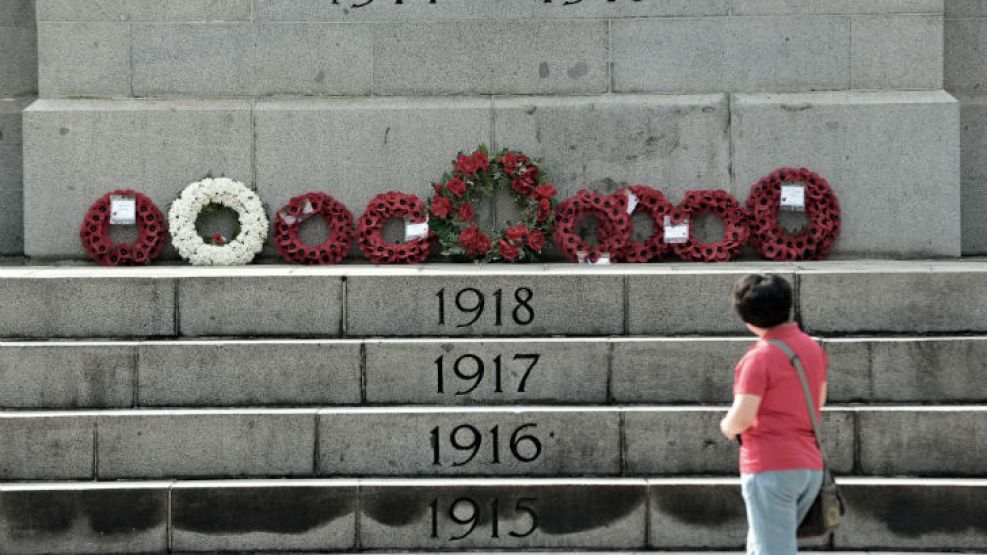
[256,0,728,20]
[360,479,648,549]
[626,268,795,336]
[318,409,620,476]
[37,22,130,98]
[171,481,358,552]
[96,410,316,478]
[255,97,490,233]
[611,338,753,404]
[0,483,169,555]
[945,18,987,92]
[0,274,176,337]
[346,271,624,337]
[851,15,943,90]
[957,95,987,253]
[0,98,29,255]
[819,338,875,403]
[132,23,372,97]
[858,408,987,476]
[947,0,987,17]
[0,413,93,480]
[0,0,38,98]
[624,409,854,475]
[23,99,253,259]
[835,478,987,550]
[365,339,609,405]
[733,0,943,14]
[612,17,850,93]
[826,337,987,402]
[178,275,344,337]
[648,479,746,548]
[732,91,960,256]
[799,265,987,333]
[373,20,608,95]
[0,342,134,408]
[37,0,252,21]
[493,95,731,212]
[139,340,361,406]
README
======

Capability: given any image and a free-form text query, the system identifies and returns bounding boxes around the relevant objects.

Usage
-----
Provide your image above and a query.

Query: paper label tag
[663,215,690,244]
[405,220,430,242]
[625,190,639,215]
[781,185,806,211]
[280,211,299,225]
[109,195,137,225]
[577,251,611,265]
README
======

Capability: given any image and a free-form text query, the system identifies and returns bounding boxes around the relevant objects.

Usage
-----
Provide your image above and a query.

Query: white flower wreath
[168,178,269,266]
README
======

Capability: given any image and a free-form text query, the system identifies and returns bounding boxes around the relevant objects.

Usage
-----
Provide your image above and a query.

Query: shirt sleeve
[734,350,768,397]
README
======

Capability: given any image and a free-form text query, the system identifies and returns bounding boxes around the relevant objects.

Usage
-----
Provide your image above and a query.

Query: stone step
[1,406,983,480]
[33,1,942,98]
[4,335,987,409]
[1,477,984,553]
[22,91,959,260]
[1,261,987,338]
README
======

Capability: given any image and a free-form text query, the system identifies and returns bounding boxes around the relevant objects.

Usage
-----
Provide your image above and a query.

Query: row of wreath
[80,147,841,266]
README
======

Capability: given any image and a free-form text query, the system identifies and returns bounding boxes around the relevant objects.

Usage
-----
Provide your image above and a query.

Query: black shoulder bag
[768,339,847,538]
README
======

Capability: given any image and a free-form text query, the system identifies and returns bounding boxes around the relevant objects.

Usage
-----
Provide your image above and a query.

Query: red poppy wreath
[357,191,432,264]
[80,190,167,266]
[746,167,841,261]
[428,146,557,263]
[274,192,354,265]
[554,189,634,263]
[613,185,676,263]
[671,189,750,263]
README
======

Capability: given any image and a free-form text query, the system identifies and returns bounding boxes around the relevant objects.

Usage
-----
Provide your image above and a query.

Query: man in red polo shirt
[719,274,827,554]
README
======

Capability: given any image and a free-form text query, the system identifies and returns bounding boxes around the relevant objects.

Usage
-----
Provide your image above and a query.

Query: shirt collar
[762,322,800,341]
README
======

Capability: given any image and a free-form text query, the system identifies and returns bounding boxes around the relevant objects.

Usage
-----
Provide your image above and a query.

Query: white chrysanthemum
[169,178,268,266]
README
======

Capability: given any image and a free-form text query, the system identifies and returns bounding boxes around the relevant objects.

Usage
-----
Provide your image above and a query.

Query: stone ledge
[1,478,984,553]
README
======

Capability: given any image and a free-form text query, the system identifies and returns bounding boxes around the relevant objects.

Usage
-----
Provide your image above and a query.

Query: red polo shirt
[733,323,827,474]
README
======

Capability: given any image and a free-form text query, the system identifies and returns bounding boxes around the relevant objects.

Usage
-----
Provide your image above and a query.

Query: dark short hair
[732,274,793,328]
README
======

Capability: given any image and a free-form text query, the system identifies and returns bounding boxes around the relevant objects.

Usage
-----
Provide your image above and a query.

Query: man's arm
[720,394,762,440]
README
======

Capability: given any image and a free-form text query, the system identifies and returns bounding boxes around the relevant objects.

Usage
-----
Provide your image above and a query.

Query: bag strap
[767,339,828,464]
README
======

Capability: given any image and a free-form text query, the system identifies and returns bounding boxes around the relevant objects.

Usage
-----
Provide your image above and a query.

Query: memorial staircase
[1,261,987,553]
[3,0,987,552]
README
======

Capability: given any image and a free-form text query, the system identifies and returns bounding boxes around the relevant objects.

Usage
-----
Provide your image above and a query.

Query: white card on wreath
[663,215,689,244]
[405,220,429,242]
[625,190,639,215]
[109,195,137,225]
[781,185,806,211]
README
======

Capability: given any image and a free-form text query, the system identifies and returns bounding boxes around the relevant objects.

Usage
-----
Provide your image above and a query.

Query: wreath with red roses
[427,146,557,262]
[273,192,354,265]
[670,189,750,263]
[746,167,841,261]
[357,191,432,264]
[80,190,167,266]
[554,189,634,263]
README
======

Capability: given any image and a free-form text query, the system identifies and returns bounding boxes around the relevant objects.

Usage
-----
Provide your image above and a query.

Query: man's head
[732,273,793,329]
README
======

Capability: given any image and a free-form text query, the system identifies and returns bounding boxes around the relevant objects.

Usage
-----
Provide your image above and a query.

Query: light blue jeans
[741,469,824,555]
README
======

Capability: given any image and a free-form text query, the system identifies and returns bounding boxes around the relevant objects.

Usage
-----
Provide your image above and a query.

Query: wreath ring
[80,189,167,266]
[554,189,634,263]
[428,147,557,263]
[274,192,355,265]
[613,185,676,263]
[168,178,269,266]
[746,167,841,261]
[357,192,431,264]
[670,189,750,263]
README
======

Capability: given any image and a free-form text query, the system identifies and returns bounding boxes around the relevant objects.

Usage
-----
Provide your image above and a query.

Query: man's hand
[720,417,738,441]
